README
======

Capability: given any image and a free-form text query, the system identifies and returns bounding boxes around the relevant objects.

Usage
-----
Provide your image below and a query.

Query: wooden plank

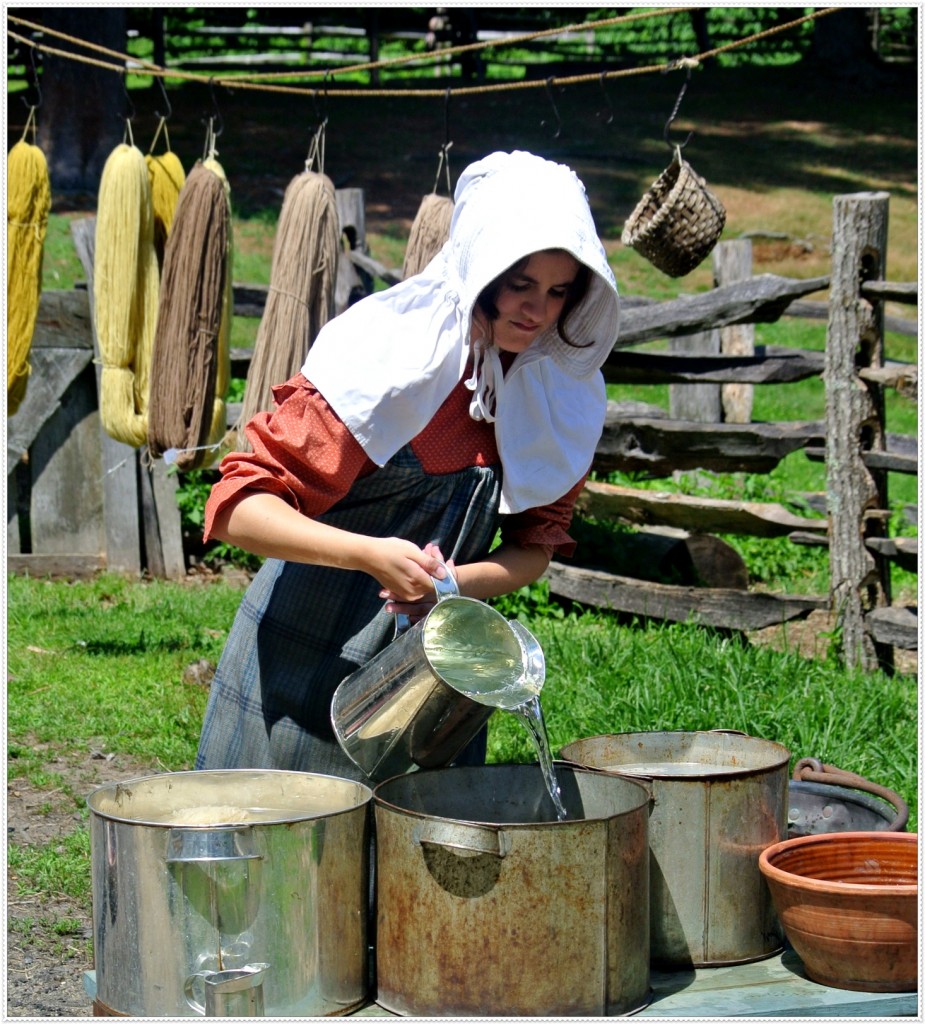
[785,299,917,337]
[71,217,143,575]
[594,415,825,477]
[577,480,827,538]
[865,536,918,573]
[640,949,918,1017]
[30,288,94,350]
[857,360,917,399]
[867,605,918,649]
[28,362,105,557]
[603,346,825,386]
[545,561,826,631]
[805,432,918,474]
[615,274,829,348]
[860,279,917,303]
[7,553,106,577]
[7,346,93,476]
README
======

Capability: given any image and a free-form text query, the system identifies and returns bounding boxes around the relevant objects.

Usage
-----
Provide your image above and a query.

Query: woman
[196,150,620,781]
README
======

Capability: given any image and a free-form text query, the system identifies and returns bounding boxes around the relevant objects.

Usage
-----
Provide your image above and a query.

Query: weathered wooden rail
[6,191,917,670]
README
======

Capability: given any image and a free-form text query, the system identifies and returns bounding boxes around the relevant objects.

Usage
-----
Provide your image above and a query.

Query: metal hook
[118,69,135,125]
[204,78,224,139]
[442,86,452,152]
[541,77,562,139]
[154,75,172,121]
[433,87,453,196]
[20,44,42,111]
[662,61,695,151]
[596,72,614,126]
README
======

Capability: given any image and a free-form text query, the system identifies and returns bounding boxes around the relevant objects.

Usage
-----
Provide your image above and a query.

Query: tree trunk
[35,9,127,195]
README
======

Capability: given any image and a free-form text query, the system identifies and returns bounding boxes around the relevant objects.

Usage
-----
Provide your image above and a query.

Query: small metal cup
[184,963,270,1016]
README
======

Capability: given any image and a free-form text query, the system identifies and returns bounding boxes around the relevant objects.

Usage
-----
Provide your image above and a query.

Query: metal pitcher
[331,569,545,783]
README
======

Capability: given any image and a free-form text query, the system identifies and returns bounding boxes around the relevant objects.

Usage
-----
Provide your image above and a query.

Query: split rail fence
[6,190,917,671]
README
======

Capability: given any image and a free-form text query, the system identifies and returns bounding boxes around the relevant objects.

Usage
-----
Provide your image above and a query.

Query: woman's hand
[379,542,455,624]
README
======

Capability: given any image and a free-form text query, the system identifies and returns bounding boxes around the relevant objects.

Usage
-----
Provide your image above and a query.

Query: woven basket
[622,150,726,277]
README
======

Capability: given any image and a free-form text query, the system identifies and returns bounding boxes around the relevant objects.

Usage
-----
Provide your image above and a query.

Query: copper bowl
[759,831,917,992]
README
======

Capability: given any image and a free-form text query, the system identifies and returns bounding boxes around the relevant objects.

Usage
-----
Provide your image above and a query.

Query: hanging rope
[93,141,160,446]
[234,169,339,451]
[146,117,186,269]
[7,110,51,416]
[146,159,232,471]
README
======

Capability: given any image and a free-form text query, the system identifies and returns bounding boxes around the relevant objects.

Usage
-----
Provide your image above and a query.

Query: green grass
[7,574,240,771]
[486,610,918,832]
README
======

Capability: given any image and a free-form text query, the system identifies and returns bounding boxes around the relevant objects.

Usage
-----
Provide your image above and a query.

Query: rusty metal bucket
[560,730,790,969]
[373,764,651,1016]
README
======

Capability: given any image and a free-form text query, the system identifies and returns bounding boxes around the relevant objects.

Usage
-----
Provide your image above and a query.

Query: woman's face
[476,250,582,354]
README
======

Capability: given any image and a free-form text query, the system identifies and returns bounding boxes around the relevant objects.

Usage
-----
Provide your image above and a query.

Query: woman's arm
[212,490,446,602]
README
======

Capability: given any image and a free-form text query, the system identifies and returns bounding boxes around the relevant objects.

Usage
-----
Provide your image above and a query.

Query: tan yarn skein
[147,160,231,472]
[7,137,51,415]
[201,156,232,458]
[402,193,454,279]
[234,170,339,451]
[93,142,160,447]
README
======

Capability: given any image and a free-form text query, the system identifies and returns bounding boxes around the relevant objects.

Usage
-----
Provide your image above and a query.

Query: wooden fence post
[825,191,892,671]
[717,240,755,423]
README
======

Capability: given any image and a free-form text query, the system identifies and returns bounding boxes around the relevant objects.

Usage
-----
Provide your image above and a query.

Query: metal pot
[787,757,909,837]
[87,769,372,1017]
[331,570,545,783]
[373,763,651,1016]
[560,730,789,969]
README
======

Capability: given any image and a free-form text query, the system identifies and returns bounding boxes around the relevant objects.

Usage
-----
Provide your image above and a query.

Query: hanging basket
[621,148,726,277]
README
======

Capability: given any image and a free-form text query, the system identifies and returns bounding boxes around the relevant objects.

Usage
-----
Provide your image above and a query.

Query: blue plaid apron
[196,444,501,782]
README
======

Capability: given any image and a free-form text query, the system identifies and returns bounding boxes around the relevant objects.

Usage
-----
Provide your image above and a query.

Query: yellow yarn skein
[146,150,185,267]
[7,138,51,415]
[94,142,160,447]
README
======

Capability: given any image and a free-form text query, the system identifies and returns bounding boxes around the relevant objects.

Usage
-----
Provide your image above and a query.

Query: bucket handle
[394,561,458,635]
[413,819,511,858]
[792,758,909,832]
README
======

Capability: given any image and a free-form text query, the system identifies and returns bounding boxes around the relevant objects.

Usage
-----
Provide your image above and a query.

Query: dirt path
[6,748,156,1017]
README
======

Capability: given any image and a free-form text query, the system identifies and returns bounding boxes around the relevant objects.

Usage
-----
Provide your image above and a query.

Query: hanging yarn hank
[234,169,339,452]
[402,192,454,279]
[146,158,232,472]
[7,107,51,416]
[93,139,160,447]
[146,116,186,270]
[402,138,455,280]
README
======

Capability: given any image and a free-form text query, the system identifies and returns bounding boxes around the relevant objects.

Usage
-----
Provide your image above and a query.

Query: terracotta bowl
[759,831,917,992]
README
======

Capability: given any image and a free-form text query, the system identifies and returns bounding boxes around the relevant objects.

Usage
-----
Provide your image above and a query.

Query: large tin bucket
[332,571,545,783]
[561,730,789,969]
[373,764,651,1016]
[88,770,371,1016]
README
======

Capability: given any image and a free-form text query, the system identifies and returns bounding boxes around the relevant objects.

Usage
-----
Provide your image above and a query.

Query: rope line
[9,9,840,101]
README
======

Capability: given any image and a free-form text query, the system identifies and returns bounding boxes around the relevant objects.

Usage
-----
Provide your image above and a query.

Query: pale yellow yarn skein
[7,138,51,415]
[94,143,160,447]
[402,193,454,279]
